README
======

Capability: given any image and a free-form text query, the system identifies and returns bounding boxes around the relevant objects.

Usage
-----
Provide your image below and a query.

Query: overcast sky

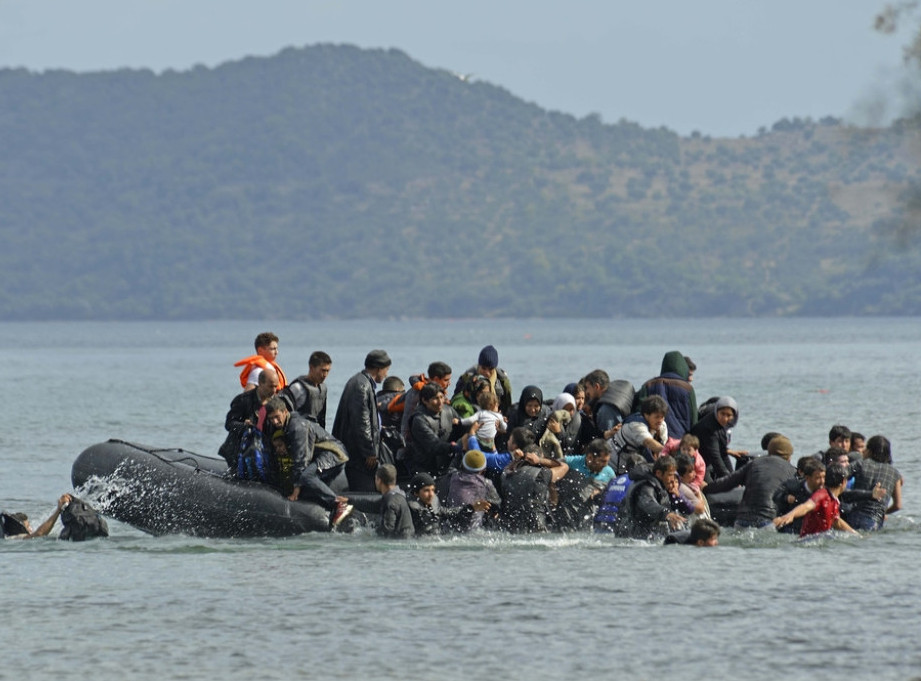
[1,0,918,137]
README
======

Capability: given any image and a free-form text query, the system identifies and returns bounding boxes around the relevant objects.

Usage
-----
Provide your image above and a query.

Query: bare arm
[29,494,71,538]
[773,498,817,529]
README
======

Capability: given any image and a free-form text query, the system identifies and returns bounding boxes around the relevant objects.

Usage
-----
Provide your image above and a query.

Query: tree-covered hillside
[1,44,919,319]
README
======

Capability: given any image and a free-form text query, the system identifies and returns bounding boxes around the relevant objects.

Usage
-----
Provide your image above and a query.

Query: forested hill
[1,43,920,320]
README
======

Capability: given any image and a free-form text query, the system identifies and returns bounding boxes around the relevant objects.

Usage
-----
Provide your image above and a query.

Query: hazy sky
[1,0,918,136]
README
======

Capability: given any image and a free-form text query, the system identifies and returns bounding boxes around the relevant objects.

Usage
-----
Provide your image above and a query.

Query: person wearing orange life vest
[234,332,287,391]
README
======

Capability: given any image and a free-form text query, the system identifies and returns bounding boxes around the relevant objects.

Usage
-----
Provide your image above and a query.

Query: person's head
[410,472,437,505]
[822,446,849,468]
[375,463,398,491]
[551,392,577,414]
[307,351,332,384]
[254,332,279,360]
[264,395,290,430]
[256,368,280,400]
[507,427,535,452]
[427,361,453,391]
[364,349,392,382]
[800,458,826,491]
[640,395,669,431]
[825,463,849,492]
[464,374,490,401]
[714,397,739,428]
[381,375,405,393]
[476,345,499,375]
[584,439,612,473]
[419,382,445,413]
[865,435,892,463]
[850,432,866,455]
[580,369,610,401]
[675,452,697,484]
[462,449,487,474]
[679,433,700,455]
[653,454,677,487]
[767,435,794,461]
[828,424,852,452]
[4,512,31,536]
[271,429,288,455]
[688,518,720,547]
[518,385,544,419]
[477,390,499,412]
[760,431,783,452]
[684,356,696,383]
[564,382,586,411]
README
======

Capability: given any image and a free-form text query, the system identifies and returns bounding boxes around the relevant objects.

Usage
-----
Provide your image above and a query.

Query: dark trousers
[298,462,343,510]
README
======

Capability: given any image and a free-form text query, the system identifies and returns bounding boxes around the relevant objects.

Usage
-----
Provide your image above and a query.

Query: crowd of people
[218,333,906,545]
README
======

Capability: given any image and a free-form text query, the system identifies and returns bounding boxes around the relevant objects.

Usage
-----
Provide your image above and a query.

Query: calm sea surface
[2,318,920,681]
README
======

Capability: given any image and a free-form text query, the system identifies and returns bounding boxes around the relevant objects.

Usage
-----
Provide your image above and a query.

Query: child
[455,390,506,452]
[772,464,858,537]
[661,433,706,489]
[375,464,414,538]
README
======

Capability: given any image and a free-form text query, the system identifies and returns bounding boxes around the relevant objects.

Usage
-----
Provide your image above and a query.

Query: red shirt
[800,488,840,537]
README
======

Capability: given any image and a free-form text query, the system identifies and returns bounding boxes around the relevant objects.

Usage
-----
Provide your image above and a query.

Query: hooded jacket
[690,396,739,480]
[636,351,698,439]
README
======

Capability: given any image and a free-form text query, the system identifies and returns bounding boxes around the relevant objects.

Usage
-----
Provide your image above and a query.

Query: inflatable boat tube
[71,439,335,537]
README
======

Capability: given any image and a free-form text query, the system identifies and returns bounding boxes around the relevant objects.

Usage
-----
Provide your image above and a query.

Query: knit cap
[462,449,487,472]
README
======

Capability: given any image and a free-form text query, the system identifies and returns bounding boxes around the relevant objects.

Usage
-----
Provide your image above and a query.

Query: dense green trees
[0,44,919,319]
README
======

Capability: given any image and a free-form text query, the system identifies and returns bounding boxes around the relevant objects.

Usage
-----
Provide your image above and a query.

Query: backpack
[236,425,268,482]
[59,496,109,541]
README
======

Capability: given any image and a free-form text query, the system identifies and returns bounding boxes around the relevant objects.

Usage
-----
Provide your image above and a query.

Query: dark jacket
[446,470,501,531]
[218,388,265,466]
[332,370,382,466]
[280,376,328,428]
[689,397,738,481]
[615,465,674,539]
[592,380,635,434]
[408,496,477,536]
[706,454,796,526]
[405,402,460,476]
[507,385,552,439]
[636,351,697,439]
[263,412,316,496]
[378,488,414,539]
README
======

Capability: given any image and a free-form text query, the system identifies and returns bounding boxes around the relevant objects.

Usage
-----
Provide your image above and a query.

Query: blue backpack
[236,426,268,482]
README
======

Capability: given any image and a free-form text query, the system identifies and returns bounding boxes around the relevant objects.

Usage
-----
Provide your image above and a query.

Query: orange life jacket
[233,354,287,390]
[387,373,428,413]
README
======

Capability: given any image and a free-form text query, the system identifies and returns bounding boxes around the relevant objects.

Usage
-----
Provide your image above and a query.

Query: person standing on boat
[404,382,464,478]
[263,396,353,528]
[333,349,392,492]
[634,351,698,439]
[218,368,280,468]
[453,345,513,416]
[234,332,287,391]
[280,350,332,428]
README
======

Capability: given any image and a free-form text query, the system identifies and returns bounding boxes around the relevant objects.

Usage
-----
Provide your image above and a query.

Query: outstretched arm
[29,494,71,538]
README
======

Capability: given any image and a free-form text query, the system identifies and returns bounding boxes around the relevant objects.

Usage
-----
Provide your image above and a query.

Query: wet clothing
[705,454,796,528]
[799,488,841,537]
[563,455,615,487]
[636,351,698,439]
[445,471,501,531]
[614,466,679,540]
[378,488,414,539]
[773,478,820,534]
[846,458,902,530]
[333,370,385,492]
[280,376,328,428]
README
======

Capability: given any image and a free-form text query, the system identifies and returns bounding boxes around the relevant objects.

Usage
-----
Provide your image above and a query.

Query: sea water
[1,318,919,681]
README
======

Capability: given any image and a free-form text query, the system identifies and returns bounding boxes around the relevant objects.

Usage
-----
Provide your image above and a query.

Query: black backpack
[59,496,109,541]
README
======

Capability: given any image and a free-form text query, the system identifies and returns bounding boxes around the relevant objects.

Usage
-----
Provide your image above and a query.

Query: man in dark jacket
[704,435,797,529]
[264,396,352,528]
[615,455,686,539]
[218,368,280,467]
[580,369,635,441]
[405,382,463,477]
[453,345,513,416]
[635,351,698,439]
[332,349,392,492]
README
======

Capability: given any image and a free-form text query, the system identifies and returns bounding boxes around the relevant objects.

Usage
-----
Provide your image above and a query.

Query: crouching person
[375,464,414,538]
[263,396,353,529]
[408,472,491,536]
[614,455,687,540]
[445,450,501,532]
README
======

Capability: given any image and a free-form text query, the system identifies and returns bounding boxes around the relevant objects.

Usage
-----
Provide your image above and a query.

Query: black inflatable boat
[71,440,335,537]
